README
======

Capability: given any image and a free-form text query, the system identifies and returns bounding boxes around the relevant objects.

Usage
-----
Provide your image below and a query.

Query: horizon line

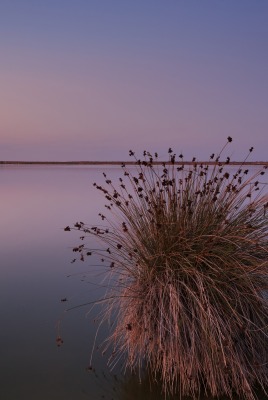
[1,160,268,166]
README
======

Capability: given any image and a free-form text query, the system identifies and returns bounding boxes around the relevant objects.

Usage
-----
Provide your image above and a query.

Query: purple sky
[1,1,268,161]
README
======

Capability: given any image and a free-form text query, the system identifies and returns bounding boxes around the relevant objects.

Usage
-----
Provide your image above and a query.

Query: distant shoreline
[0,160,268,166]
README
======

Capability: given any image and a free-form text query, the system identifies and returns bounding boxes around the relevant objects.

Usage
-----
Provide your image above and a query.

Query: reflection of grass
[68,138,268,399]
[117,370,268,400]
[88,366,268,400]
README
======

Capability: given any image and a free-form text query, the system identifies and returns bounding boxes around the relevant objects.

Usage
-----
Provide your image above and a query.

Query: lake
[1,164,268,400]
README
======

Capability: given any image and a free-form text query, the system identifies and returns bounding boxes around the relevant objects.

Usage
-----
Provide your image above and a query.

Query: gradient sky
[1,0,268,161]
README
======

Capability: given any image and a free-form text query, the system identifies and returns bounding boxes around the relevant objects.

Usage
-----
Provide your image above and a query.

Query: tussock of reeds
[67,138,268,399]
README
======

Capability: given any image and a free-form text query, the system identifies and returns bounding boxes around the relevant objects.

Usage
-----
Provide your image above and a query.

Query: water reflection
[86,366,268,400]
[0,165,118,399]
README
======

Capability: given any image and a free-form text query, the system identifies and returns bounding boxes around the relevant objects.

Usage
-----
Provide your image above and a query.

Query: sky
[1,0,268,161]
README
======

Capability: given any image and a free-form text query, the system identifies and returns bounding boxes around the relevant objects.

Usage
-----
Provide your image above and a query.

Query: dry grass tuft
[67,139,268,399]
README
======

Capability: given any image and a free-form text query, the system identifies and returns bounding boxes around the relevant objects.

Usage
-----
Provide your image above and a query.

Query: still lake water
[1,164,268,400]
[1,165,124,400]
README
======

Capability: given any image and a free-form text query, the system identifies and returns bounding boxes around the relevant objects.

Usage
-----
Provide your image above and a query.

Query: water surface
[1,164,267,400]
[1,165,123,399]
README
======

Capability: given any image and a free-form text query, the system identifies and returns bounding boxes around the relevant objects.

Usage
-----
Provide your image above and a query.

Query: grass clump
[67,138,268,399]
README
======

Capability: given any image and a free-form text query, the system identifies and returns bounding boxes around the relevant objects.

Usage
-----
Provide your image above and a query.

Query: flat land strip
[1,161,268,166]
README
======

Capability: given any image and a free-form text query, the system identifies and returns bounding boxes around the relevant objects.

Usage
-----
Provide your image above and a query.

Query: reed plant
[66,138,268,399]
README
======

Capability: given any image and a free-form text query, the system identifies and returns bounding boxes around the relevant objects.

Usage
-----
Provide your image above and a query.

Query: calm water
[1,165,267,400]
[1,165,125,400]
